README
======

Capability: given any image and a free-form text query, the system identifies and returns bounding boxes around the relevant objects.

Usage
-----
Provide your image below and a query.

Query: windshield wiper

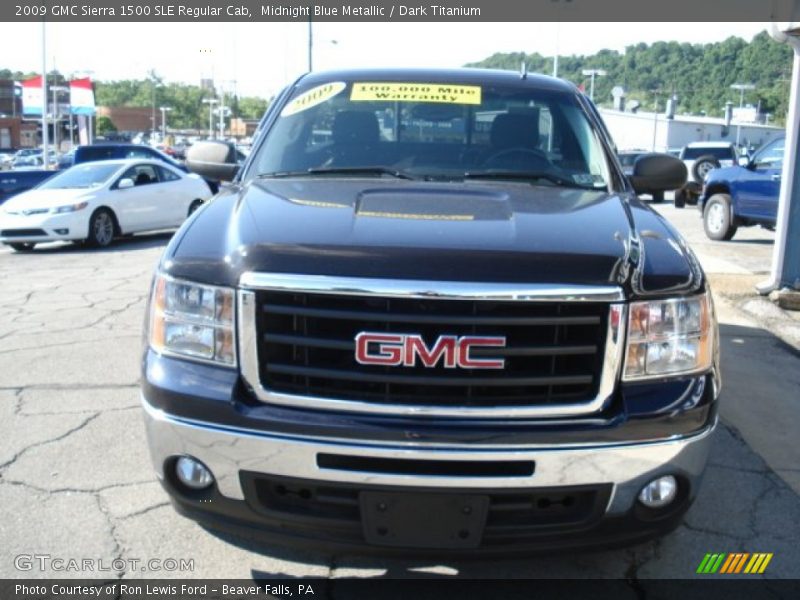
[463,170,601,190]
[257,166,416,180]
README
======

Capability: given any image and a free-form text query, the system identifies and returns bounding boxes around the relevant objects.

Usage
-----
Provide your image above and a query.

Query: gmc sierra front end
[141,68,720,554]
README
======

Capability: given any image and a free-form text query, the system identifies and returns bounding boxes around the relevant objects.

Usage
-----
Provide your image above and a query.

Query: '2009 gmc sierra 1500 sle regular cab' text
[141,68,720,555]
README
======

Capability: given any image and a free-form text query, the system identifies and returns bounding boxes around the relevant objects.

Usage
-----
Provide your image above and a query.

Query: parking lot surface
[0,203,798,581]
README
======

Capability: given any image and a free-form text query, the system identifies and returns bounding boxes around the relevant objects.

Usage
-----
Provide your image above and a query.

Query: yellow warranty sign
[281,81,346,117]
[351,82,482,105]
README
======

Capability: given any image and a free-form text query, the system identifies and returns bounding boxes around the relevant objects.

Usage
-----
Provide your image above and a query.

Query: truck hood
[164,178,703,297]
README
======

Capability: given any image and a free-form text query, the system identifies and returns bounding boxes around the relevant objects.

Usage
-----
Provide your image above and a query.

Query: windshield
[38,163,120,189]
[250,80,612,189]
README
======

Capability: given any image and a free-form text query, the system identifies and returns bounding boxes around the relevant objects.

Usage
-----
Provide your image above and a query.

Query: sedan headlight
[623,293,714,380]
[149,273,236,366]
[51,201,88,214]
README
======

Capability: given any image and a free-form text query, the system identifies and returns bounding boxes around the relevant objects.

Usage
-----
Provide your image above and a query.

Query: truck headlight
[623,293,713,380]
[149,273,236,367]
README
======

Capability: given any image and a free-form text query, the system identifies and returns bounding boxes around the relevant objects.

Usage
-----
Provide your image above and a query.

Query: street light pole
[40,21,49,167]
[581,69,607,102]
[50,85,68,155]
[730,83,756,147]
[308,14,313,72]
[202,98,218,139]
[159,106,172,140]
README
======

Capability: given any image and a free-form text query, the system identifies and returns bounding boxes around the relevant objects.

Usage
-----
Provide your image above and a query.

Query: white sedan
[0,159,213,252]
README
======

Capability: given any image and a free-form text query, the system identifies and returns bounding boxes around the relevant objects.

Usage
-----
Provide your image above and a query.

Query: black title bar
[3,0,800,22]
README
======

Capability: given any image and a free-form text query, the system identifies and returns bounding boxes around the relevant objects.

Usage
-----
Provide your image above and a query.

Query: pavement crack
[94,494,126,579]
[118,501,170,521]
[0,412,101,472]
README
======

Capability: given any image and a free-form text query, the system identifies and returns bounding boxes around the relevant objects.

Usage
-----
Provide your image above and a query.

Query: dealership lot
[0,206,799,581]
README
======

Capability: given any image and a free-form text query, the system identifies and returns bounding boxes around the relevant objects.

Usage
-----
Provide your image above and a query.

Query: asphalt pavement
[0,203,798,582]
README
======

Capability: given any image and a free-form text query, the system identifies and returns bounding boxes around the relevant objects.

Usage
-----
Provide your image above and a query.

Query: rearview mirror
[117,177,134,190]
[185,141,240,182]
[629,153,687,195]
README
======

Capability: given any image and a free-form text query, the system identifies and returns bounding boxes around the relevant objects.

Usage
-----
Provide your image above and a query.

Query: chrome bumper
[142,397,716,516]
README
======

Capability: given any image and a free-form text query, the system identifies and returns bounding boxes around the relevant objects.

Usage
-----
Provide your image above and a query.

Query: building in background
[600,107,784,153]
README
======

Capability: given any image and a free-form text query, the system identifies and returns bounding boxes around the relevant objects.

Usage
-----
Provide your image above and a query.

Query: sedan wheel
[87,209,115,247]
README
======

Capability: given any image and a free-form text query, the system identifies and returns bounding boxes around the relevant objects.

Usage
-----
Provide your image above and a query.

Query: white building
[599,108,784,153]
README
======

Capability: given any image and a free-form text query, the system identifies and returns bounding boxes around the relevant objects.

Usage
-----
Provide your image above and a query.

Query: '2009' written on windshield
[351,83,482,105]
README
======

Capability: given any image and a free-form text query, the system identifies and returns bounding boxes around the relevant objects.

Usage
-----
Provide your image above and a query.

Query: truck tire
[703,194,737,241]
[692,155,720,183]
[86,208,116,248]
[650,191,665,203]
[674,187,687,208]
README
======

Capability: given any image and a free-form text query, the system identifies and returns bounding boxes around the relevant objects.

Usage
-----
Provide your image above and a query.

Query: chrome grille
[238,274,626,418]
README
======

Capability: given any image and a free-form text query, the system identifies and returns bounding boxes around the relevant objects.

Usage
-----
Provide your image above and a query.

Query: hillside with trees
[467,31,793,123]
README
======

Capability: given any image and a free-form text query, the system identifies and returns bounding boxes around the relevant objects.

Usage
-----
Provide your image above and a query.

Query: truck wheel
[650,191,665,203]
[87,208,116,248]
[674,188,687,208]
[692,155,720,183]
[703,194,737,241]
[7,242,36,252]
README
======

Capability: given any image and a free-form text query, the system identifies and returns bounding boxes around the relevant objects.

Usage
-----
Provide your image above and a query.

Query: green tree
[96,116,117,136]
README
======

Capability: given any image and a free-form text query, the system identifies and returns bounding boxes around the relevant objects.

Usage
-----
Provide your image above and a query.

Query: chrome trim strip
[239,272,626,303]
[237,274,627,418]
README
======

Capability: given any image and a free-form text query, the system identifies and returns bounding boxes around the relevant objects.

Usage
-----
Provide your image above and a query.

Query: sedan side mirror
[185,141,240,182]
[629,153,687,195]
[117,177,134,190]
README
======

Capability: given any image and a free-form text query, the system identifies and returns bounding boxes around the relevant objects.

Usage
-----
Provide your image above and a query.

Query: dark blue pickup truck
[140,68,719,555]
[0,170,54,205]
[700,136,785,240]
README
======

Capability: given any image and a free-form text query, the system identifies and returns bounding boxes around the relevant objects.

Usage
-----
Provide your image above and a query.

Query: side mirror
[185,141,240,182]
[117,177,134,190]
[629,153,687,195]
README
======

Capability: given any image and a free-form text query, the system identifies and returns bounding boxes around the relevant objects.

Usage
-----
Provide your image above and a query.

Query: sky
[0,21,769,98]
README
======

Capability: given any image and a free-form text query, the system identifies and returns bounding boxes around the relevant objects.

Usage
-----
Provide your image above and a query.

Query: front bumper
[143,395,716,554]
[0,211,88,243]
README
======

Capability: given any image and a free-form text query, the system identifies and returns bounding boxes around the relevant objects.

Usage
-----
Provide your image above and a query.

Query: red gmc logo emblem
[355,332,506,370]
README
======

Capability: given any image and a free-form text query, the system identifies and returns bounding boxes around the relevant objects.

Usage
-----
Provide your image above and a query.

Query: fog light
[175,456,214,490]
[638,475,678,508]
[54,228,69,235]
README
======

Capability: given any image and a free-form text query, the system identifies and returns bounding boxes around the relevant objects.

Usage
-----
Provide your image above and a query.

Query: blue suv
[700,136,784,240]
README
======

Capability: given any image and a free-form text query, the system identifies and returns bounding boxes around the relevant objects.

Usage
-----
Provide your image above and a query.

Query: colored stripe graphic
[700,553,774,574]
[697,553,727,574]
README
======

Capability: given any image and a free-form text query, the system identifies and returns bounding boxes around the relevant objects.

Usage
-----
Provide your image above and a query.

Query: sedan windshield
[38,163,120,189]
[251,80,612,189]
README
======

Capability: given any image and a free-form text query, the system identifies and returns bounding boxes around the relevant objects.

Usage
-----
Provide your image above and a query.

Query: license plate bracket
[360,491,489,549]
